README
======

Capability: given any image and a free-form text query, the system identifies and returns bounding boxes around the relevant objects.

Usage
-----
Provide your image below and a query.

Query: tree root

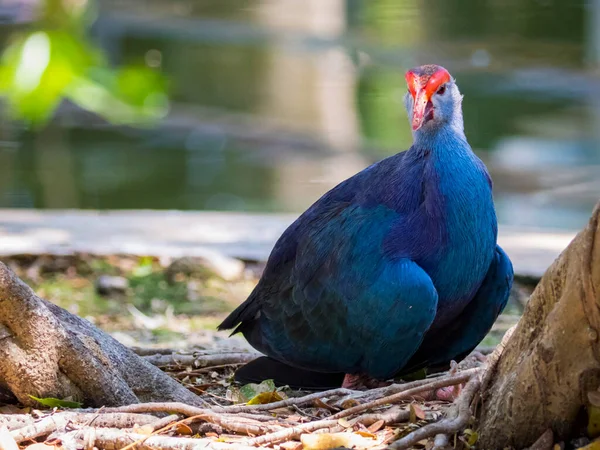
[0,262,203,407]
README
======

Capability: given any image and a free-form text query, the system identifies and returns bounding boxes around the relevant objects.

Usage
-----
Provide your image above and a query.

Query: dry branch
[58,427,257,450]
[388,376,481,449]
[143,352,260,368]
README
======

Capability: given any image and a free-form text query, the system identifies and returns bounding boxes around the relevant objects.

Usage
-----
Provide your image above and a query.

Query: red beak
[405,65,452,132]
[411,89,433,131]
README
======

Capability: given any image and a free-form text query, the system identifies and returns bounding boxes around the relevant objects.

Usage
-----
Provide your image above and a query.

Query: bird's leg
[433,361,463,401]
[342,373,390,390]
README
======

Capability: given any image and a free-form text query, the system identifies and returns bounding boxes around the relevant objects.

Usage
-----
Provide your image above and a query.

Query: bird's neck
[411,118,467,155]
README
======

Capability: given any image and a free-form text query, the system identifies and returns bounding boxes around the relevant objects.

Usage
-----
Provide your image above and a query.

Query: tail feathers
[217,295,259,333]
[235,357,345,391]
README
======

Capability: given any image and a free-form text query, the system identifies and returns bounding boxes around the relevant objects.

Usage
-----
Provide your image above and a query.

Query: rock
[166,255,245,282]
[95,275,129,296]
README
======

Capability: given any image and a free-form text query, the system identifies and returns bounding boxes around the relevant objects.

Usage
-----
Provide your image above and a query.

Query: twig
[244,370,475,446]
[143,352,260,368]
[328,370,478,420]
[58,427,258,450]
[9,412,166,443]
[336,367,481,405]
[481,325,516,393]
[222,388,356,412]
[0,427,18,450]
[526,429,554,450]
[387,375,481,449]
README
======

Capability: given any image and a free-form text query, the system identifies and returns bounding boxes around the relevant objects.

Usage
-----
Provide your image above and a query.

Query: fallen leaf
[590,392,600,407]
[337,418,352,428]
[0,405,24,414]
[411,404,426,420]
[247,391,285,405]
[313,398,338,412]
[579,439,600,450]
[239,379,276,400]
[356,430,377,439]
[301,432,377,450]
[205,432,219,438]
[174,422,193,435]
[133,424,154,435]
[280,442,303,450]
[28,396,82,409]
[367,420,385,433]
[340,398,360,409]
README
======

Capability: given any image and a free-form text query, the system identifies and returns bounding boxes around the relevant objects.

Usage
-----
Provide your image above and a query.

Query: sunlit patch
[14,32,51,93]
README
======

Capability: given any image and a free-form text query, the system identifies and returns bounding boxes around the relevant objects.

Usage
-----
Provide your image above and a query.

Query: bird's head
[404,64,463,134]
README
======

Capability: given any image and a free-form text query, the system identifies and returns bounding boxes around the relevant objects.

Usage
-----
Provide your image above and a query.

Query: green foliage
[0,0,168,127]
[227,379,286,405]
[29,395,82,409]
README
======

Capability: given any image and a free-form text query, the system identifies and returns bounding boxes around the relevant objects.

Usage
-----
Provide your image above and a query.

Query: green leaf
[29,395,82,409]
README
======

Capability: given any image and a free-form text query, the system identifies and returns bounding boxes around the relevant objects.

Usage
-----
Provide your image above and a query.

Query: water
[0,0,598,230]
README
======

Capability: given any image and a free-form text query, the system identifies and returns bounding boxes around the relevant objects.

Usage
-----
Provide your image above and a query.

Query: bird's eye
[437,85,447,95]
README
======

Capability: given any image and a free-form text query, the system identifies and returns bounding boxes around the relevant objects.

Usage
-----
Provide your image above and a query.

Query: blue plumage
[218,64,513,386]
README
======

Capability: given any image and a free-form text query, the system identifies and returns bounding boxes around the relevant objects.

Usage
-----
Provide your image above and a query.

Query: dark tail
[235,357,345,390]
[217,293,260,333]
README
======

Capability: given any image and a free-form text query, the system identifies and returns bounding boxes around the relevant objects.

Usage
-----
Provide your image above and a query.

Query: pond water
[0,0,598,230]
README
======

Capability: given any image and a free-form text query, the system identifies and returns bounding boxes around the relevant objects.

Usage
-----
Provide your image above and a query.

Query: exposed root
[387,375,481,449]
[0,336,517,449]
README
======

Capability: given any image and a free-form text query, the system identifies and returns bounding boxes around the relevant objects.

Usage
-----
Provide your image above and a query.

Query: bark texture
[0,262,203,407]
[478,203,600,449]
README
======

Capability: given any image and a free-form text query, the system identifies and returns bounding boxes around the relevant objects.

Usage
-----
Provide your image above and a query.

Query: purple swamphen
[218,64,513,389]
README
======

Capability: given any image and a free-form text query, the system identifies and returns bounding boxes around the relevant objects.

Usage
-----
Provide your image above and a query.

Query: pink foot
[342,374,390,390]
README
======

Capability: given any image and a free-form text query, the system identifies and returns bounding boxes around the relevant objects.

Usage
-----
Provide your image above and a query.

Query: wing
[230,201,439,379]
[400,244,513,375]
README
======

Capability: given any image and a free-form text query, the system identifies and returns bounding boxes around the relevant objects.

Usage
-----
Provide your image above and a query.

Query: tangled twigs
[387,326,516,449]
[243,369,479,446]
[387,376,481,450]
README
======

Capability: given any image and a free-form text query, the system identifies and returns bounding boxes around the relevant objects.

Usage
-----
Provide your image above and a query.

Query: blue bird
[218,64,513,390]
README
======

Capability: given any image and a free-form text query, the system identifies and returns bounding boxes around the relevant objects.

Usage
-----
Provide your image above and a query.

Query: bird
[218,64,513,390]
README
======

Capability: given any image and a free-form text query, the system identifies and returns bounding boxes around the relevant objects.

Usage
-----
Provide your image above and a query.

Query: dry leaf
[410,403,426,421]
[174,422,193,435]
[340,398,360,409]
[247,391,285,405]
[205,432,219,438]
[133,424,155,435]
[579,440,600,450]
[356,430,377,439]
[313,398,337,412]
[301,432,376,450]
[280,441,303,450]
[367,419,385,433]
[0,405,24,414]
[590,391,600,407]
[337,418,353,428]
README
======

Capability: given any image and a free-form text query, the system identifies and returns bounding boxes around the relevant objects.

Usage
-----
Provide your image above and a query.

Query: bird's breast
[422,161,497,328]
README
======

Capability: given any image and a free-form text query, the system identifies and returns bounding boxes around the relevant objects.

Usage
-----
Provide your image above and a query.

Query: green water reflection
[0,0,598,230]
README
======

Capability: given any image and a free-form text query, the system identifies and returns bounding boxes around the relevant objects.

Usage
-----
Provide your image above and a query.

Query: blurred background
[0,0,598,231]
